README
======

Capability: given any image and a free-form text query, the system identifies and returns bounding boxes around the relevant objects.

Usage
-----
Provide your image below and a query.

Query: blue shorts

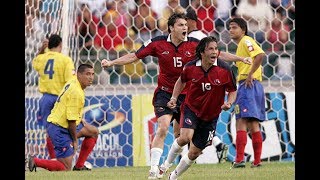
[46,122,84,158]
[235,80,266,121]
[37,93,58,127]
[181,104,217,150]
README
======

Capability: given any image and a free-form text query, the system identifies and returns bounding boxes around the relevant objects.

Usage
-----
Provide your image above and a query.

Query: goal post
[25,0,295,168]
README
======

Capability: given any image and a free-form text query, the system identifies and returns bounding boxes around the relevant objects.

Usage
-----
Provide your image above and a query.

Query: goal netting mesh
[25,0,295,168]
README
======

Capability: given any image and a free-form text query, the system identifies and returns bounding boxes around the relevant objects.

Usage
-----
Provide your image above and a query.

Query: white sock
[170,154,195,179]
[165,139,183,167]
[180,145,189,157]
[150,147,163,172]
[212,136,222,147]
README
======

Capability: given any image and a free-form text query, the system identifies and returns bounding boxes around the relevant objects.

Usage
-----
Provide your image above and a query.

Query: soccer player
[101,13,197,179]
[159,9,250,174]
[32,34,76,159]
[228,17,266,168]
[101,12,248,179]
[186,7,251,67]
[28,64,99,171]
[180,7,243,164]
[166,36,237,180]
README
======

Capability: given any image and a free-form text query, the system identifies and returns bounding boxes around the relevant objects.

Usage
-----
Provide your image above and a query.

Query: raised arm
[36,39,49,55]
[167,77,186,109]
[219,51,252,64]
[101,53,139,68]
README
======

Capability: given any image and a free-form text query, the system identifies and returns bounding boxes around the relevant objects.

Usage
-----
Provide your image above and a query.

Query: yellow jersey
[47,78,85,128]
[32,51,75,95]
[235,36,265,82]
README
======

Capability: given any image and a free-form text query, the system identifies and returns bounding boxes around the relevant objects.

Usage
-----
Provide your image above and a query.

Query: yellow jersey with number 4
[32,51,75,95]
[235,36,265,82]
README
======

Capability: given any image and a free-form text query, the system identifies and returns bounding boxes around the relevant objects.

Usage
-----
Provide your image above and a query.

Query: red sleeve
[135,39,156,59]
[180,66,191,83]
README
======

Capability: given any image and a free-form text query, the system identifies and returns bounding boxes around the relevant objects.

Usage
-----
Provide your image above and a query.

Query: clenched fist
[242,57,252,65]
[167,97,177,109]
[42,39,49,49]
[101,59,112,67]
[221,102,232,111]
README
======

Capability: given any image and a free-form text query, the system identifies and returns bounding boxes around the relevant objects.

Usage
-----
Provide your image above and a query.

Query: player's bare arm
[221,91,237,111]
[68,120,78,153]
[36,38,49,55]
[101,53,139,68]
[167,77,185,109]
[219,51,252,64]
[81,118,87,126]
[245,53,265,88]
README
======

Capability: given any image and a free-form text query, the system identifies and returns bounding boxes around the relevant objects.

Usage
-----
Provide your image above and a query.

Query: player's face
[229,22,244,40]
[78,68,94,88]
[171,18,188,42]
[202,41,219,64]
[186,19,193,33]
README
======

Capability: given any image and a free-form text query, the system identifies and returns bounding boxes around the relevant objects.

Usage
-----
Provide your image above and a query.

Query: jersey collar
[196,59,218,66]
[167,34,188,42]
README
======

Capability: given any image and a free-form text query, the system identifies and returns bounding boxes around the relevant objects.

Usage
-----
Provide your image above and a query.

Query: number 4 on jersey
[44,59,55,79]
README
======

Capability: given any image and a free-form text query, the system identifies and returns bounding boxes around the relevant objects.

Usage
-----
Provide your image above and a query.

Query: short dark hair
[185,8,197,21]
[167,13,187,33]
[48,34,62,49]
[196,36,218,59]
[228,17,248,36]
[77,64,93,73]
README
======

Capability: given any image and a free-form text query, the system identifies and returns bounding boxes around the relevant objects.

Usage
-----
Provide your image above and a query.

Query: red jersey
[135,35,199,94]
[181,59,237,121]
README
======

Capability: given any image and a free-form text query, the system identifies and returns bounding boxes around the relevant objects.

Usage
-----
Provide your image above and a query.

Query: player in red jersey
[101,13,198,179]
[166,36,237,180]
[101,12,247,179]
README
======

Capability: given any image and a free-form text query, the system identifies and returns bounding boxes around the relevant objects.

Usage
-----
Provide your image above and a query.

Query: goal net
[25,0,295,168]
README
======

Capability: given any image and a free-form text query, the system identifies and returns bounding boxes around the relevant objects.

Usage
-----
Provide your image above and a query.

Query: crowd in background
[25,0,295,85]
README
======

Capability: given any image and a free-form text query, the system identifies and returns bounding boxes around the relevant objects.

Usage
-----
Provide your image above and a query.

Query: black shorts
[181,104,218,150]
[153,88,186,123]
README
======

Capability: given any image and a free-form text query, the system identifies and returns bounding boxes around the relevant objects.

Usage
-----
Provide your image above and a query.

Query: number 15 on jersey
[173,57,182,67]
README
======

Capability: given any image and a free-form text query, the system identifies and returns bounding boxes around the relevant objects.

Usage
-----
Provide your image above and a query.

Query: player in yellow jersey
[32,34,76,159]
[28,64,99,171]
[228,18,266,168]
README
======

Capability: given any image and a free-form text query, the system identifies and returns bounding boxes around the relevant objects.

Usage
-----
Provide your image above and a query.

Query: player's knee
[85,125,99,138]
[92,126,99,137]
[249,123,260,133]
[177,136,190,146]
[188,150,201,160]
[157,125,169,136]
[156,130,168,139]
[236,120,247,131]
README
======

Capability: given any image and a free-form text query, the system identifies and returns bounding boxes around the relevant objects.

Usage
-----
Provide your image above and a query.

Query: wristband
[170,97,177,101]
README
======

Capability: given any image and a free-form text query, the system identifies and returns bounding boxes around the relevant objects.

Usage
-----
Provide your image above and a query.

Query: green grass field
[25,161,294,180]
